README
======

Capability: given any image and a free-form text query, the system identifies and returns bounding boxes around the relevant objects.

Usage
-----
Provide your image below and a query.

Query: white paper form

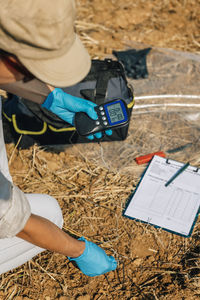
[124,155,200,236]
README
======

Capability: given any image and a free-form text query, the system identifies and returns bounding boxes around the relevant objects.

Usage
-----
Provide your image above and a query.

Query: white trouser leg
[0,193,63,275]
[0,98,12,182]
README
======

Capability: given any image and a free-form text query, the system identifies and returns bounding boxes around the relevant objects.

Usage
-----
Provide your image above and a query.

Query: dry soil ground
[0,0,200,299]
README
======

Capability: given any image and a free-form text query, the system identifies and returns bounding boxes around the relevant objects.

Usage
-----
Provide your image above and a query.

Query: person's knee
[26,194,64,229]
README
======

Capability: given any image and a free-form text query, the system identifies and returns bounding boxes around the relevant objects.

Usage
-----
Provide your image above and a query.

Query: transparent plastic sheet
[63,46,200,176]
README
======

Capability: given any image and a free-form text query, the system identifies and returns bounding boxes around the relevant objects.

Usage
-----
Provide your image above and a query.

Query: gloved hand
[42,88,112,140]
[68,237,117,277]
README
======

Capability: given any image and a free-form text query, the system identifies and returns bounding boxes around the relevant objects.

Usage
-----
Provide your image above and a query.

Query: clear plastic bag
[65,46,200,175]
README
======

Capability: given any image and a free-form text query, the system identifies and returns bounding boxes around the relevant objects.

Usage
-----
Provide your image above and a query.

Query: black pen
[165,162,190,187]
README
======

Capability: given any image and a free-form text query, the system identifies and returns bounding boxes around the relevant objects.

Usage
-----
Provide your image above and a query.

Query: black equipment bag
[2,59,134,148]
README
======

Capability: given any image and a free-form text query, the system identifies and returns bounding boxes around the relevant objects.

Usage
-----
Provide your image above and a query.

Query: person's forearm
[17,213,85,258]
[0,78,52,104]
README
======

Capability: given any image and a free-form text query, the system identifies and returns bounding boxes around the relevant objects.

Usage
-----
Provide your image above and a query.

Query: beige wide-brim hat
[0,0,91,87]
[19,35,91,87]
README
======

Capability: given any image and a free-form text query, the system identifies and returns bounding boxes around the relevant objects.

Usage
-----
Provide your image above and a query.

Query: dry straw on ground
[1,0,200,299]
[2,141,200,300]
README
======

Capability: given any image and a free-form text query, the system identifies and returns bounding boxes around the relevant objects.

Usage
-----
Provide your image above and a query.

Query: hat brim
[18,35,91,87]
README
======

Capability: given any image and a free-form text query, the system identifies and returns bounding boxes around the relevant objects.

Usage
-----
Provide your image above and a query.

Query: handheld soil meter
[75,99,129,136]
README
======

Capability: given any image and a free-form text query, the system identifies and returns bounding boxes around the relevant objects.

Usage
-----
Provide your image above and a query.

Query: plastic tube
[134,103,200,109]
[134,94,200,109]
[135,95,200,100]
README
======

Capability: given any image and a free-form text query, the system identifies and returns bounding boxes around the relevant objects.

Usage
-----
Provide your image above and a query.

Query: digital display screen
[107,103,125,124]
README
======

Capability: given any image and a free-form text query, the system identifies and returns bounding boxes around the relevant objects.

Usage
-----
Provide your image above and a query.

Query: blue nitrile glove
[68,237,117,277]
[42,88,112,140]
